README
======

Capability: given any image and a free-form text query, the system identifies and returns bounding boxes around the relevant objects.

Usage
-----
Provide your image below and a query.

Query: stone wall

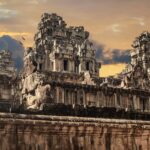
[21,71,150,114]
[46,80,150,114]
[0,113,149,150]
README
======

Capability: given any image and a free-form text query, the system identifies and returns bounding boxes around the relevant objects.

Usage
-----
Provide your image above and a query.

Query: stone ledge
[0,112,149,150]
[0,113,149,129]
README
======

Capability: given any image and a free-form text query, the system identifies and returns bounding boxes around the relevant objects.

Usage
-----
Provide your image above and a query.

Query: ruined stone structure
[0,50,16,77]
[121,32,150,90]
[0,50,17,111]
[0,113,150,150]
[20,13,150,116]
[0,13,149,117]
[0,13,150,150]
[34,13,100,76]
[21,13,101,110]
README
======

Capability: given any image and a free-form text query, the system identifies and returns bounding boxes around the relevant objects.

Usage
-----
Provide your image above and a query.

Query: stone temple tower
[121,31,150,90]
[131,31,150,72]
[33,13,100,77]
[0,50,17,111]
[21,13,101,110]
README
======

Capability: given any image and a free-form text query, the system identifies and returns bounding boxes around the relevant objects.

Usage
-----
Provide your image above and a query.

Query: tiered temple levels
[0,13,149,119]
[20,13,150,116]
[121,32,150,90]
[33,13,100,76]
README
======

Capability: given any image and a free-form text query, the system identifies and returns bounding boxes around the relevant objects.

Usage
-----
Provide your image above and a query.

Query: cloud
[132,17,145,26]
[109,24,121,33]
[94,40,131,64]
[0,35,24,70]
[104,49,130,64]
[0,32,30,36]
[28,0,39,5]
[0,8,17,19]
[94,41,130,77]
[94,42,105,60]
[28,0,47,5]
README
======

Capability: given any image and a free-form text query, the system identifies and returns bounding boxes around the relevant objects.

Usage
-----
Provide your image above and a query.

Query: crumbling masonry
[19,13,150,116]
[0,13,150,150]
[0,13,150,118]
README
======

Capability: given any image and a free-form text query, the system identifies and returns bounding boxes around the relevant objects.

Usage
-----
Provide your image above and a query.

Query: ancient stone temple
[0,13,150,150]
[21,13,101,110]
[34,13,100,76]
[121,32,150,90]
[0,50,17,111]
[0,50,16,77]
[20,13,150,116]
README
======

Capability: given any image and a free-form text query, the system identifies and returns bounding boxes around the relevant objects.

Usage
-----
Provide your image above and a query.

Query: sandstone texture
[0,113,149,150]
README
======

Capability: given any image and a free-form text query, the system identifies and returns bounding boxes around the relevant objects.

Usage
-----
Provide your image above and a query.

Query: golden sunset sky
[0,0,150,76]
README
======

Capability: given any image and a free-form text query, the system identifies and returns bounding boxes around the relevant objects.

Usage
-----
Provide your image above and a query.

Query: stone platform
[0,113,149,150]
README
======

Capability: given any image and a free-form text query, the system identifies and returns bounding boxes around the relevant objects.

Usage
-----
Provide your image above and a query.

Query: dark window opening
[59,90,62,101]
[65,89,69,104]
[75,65,79,73]
[140,97,146,112]
[86,62,90,70]
[117,94,120,106]
[130,96,134,110]
[105,133,111,150]
[51,62,54,70]
[74,91,78,105]
[79,91,83,105]
[64,60,68,71]
[48,28,52,35]
[39,63,42,70]
[139,145,142,150]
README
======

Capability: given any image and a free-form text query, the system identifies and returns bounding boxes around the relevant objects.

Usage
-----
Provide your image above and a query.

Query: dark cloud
[109,49,130,64]
[94,40,131,64]
[94,42,105,60]
[0,35,24,70]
